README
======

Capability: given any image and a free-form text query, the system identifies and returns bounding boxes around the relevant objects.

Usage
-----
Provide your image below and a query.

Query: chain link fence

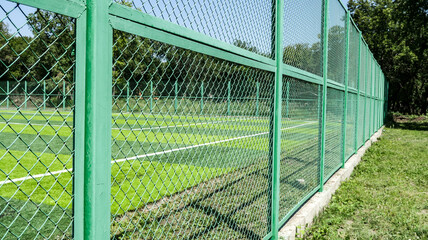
[0,0,387,239]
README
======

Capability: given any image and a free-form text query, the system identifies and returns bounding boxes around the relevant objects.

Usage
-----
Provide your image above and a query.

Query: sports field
[0,109,324,239]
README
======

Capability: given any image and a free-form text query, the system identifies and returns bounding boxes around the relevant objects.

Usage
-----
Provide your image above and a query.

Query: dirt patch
[411,116,427,122]
[393,114,427,123]
[393,115,409,123]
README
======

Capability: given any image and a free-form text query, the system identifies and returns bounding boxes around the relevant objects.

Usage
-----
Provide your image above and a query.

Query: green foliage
[348,0,428,114]
[327,25,346,83]
[283,42,322,76]
[0,10,74,108]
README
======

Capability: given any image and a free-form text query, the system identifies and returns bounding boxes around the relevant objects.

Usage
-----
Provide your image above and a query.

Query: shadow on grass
[393,122,428,131]
[0,196,72,239]
[385,113,428,131]
[111,138,325,239]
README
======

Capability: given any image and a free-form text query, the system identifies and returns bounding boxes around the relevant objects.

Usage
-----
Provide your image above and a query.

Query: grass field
[304,117,428,239]
[0,108,332,239]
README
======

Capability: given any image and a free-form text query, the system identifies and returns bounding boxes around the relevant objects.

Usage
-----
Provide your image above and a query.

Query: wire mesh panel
[359,43,366,92]
[367,56,372,98]
[327,0,346,84]
[0,2,75,239]
[110,30,274,239]
[324,88,344,180]
[113,0,273,58]
[348,24,359,89]
[279,77,321,220]
[365,97,370,140]
[358,94,365,147]
[0,0,389,238]
[283,0,323,76]
[346,93,357,159]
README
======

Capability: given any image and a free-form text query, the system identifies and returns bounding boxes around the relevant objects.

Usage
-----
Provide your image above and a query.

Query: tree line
[3,2,398,113]
[348,0,428,114]
[0,11,273,106]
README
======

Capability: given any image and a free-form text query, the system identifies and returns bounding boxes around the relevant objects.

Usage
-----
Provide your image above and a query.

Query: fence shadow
[385,113,428,131]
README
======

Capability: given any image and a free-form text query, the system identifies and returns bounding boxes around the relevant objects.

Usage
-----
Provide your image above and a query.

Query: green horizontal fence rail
[0,0,387,239]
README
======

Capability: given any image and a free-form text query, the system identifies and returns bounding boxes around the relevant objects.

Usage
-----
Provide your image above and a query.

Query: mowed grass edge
[303,121,428,239]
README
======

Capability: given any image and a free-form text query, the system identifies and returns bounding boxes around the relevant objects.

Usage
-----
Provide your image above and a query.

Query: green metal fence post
[150,80,153,113]
[256,81,260,117]
[354,31,362,152]
[200,81,204,115]
[342,11,350,168]
[375,66,377,129]
[24,80,27,110]
[369,59,372,135]
[363,45,368,141]
[269,0,284,238]
[373,61,376,132]
[369,58,373,136]
[73,10,87,240]
[6,80,9,109]
[319,0,329,191]
[174,80,178,114]
[285,80,290,118]
[83,0,112,238]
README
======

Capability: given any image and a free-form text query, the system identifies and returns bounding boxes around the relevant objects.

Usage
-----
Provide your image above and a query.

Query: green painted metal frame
[283,64,323,85]
[4,0,389,239]
[9,0,85,18]
[363,43,368,142]
[342,11,350,168]
[355,31,362,152]
[270,0,284,238]
[83,0,112,238]
[109,16,276,73]
[108,3,275,66]
[73,10,86,240]
[319,0,329,192]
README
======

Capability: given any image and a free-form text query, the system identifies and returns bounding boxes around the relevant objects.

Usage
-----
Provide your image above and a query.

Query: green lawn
[0,110,323,239]
[304,118,428,239]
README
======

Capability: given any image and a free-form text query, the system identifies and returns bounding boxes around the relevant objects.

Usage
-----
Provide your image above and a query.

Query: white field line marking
[112,122,315,164]
[112,120,226,131]
[2,117,264,131]
[0,122,67,127]
[1,120,225,131]
[0,169,71,185]
[0,121,315,185]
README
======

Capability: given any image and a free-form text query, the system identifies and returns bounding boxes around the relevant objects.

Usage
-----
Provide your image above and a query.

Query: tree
[283,42,322,77]
[348,0,428,114]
